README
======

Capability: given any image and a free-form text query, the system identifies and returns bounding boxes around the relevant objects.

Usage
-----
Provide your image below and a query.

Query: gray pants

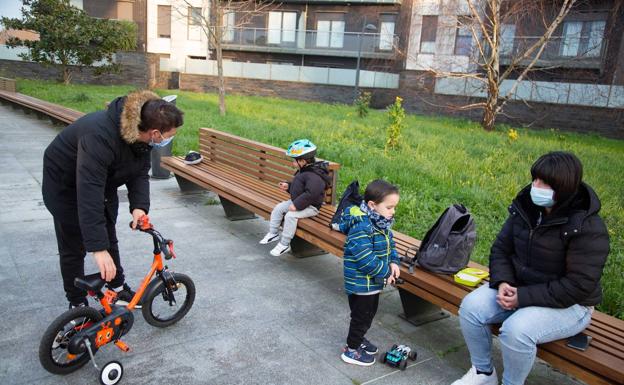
[269,200,320,245]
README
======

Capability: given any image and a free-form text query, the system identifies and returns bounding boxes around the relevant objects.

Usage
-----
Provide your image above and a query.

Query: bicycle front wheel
[39,306,103,375]
[142,273,195,328]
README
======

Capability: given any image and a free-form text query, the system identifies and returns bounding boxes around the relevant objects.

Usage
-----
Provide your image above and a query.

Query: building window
[316,13,345,48]
[69,0,83,10]
[454,17,472,56]
[500,23,516,56]
[560,20,605,57]
[584,20,606,57]
[223,11,235,42]
[268,11,297,45]
[188,7,202,41]
[379,14,396,51]
[420,16,437,54]
[157,5,171,39]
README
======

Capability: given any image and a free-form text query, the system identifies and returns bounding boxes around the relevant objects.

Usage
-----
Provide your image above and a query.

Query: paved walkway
[0,103,584,385]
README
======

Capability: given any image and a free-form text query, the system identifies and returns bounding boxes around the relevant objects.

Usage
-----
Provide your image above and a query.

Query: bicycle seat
[74,273,106,292]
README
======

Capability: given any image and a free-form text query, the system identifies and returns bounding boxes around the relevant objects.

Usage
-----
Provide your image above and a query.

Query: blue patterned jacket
[338,205,400,294]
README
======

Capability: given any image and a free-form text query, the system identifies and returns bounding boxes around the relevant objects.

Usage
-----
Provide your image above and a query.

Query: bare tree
[405,0,584,131]
[176,0,273,116]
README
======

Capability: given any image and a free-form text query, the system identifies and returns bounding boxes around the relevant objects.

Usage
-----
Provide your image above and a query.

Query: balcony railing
[221,27,398,59]
[499,36,607,69]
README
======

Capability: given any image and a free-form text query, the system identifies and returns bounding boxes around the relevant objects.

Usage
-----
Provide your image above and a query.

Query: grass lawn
[15,79,624,320]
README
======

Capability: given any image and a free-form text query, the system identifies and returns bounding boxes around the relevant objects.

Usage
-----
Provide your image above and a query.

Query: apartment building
[405,0,624,108]
[148,0,411,71]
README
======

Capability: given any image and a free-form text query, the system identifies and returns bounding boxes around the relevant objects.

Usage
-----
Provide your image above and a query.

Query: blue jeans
[459,285,592,385]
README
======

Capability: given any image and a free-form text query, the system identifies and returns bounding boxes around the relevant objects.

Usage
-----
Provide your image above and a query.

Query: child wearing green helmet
[259,139,332,256]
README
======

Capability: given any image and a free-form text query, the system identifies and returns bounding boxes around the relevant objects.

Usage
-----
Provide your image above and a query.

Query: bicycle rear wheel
[39,306,103,375]
[142,273,195,328]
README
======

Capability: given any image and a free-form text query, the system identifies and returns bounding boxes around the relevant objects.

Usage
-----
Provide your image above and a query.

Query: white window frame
[561,21,583,57]
[316,19,345,48]
[223,12,235,42]
[268,11,297,45]
[500,24,516,56]
[379,21,395,51]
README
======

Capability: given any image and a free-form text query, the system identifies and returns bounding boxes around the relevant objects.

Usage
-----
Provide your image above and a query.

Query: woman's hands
[497,282,519,310]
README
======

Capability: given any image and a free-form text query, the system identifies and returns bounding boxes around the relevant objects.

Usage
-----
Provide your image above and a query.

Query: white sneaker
[451,366,498,385]
[259,232,280,244]
[270,243,291,256]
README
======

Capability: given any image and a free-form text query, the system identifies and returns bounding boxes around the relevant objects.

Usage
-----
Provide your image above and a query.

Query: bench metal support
[290,236,326,258]
[219,196,256,221]
[397,287,450,327]
[174,175,205,192]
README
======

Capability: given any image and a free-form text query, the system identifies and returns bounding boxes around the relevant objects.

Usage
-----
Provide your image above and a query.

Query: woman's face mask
[530,180,555,208]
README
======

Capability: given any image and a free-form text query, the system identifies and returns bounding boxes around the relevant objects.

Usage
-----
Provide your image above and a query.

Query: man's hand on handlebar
[131,209,147,229]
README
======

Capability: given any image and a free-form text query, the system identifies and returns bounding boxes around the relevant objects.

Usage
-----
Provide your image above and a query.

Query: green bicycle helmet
[286,139,317,159]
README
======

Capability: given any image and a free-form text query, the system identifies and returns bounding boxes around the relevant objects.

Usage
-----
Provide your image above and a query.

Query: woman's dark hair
[364,179,400,204]
[530,151,583,203]
[139,99,184,133]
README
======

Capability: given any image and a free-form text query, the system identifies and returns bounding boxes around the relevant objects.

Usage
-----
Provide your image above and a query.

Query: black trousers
[53,218,125,304]
[347,293,380,349]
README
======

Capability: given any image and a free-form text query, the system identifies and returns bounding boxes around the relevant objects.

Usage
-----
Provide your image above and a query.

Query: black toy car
[380,344,417,370]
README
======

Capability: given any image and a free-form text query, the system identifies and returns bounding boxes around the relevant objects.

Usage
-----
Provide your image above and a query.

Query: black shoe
[361,338,378,355]
[68,298,89,309]
[114,283,141,308]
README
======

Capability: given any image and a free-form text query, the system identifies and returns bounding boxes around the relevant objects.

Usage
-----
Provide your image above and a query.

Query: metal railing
[499,35,607,69]
[221,27,398,59]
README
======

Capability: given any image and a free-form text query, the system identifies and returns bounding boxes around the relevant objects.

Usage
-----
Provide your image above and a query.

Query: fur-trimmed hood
[107,90,160,144]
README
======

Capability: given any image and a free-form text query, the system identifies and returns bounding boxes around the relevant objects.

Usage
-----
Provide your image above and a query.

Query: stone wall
[169,71,623,139]
[0,52,159,89]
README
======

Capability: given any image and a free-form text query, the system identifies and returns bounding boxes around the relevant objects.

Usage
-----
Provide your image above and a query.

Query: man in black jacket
[451,152,609,385]
[42,90,184,308]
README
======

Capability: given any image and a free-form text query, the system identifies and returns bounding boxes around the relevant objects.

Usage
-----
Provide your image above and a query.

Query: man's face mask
[149,131,174,148]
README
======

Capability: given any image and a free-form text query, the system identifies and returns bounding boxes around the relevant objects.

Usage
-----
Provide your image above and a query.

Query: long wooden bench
[0,87,83,125]
[164,127,624,385]
[1,91,622,385]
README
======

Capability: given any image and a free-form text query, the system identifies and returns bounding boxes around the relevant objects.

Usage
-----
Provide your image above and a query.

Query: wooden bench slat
[200,138,296,176]
[201,135,297,170]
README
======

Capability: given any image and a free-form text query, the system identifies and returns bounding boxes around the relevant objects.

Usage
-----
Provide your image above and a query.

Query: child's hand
[278,182,289,191]
[387,275,396,286]
[390,263,401,279]
[288,203,297,211]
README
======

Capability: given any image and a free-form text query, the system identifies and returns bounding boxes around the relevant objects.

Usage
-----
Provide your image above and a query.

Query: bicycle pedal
[114,340,130,352]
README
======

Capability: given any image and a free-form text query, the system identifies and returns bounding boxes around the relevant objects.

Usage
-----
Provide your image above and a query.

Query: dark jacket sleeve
[76,134,114,252]
[291,173,324,210]
[489,215,518,289]
[126,155,151,214]
[517,216,609,308]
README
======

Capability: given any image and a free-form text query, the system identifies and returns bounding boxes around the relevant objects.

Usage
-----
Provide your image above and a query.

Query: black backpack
[330,180,363,227]
[405,204,476,274]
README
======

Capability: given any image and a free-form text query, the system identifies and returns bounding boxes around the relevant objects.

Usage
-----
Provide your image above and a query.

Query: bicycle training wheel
[142,273,195,328]
[39,306,103,374]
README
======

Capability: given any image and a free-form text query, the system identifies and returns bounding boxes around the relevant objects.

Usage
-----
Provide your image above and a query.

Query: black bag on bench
[330,180,363,228]
[405,204,476,274]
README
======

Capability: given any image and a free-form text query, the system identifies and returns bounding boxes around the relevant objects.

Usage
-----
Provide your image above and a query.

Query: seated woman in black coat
[451,151,610,385]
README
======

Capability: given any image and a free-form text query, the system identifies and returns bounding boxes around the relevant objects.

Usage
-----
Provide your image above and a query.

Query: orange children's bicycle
[38,215,195,385]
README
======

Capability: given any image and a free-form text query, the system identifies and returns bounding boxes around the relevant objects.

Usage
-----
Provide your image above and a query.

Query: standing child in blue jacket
[336,179,401,366]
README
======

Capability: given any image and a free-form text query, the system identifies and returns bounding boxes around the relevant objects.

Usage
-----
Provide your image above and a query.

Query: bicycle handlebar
[129,215,176,260]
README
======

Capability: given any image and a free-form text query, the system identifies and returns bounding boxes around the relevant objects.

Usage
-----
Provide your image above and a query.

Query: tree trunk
[62,66,72,85]
[481,94,497,131]
[213,4,226,116]
[481,0,500,132]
